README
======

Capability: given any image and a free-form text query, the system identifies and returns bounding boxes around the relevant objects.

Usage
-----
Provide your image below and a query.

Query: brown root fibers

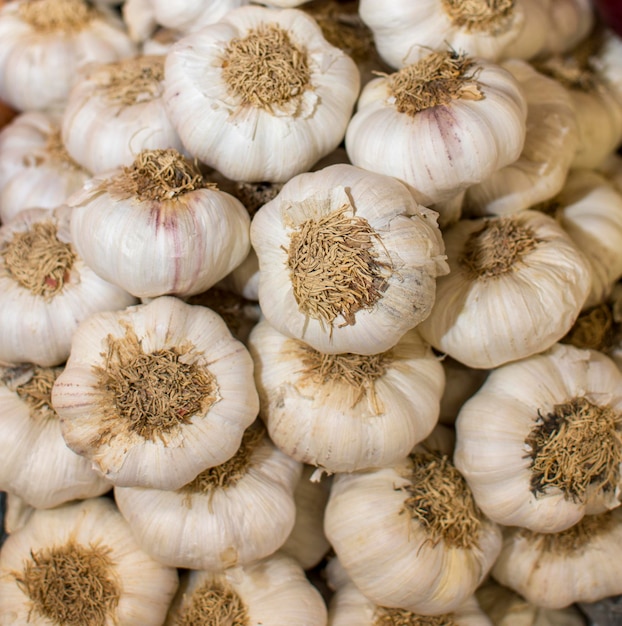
[174,578,249,626]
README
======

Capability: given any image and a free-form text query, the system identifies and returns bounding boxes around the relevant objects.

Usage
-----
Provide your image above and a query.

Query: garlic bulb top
[345,50,527,207]
[62,55,184,174]
[163,5,360,183]
[52,296,260,490]
[0,206,137,367]
[0,111,90,224]
[0,0,137,113]
[68,148,252,298]
[0,497,178,625]
[454,343,622,533]
[250,163,448,355]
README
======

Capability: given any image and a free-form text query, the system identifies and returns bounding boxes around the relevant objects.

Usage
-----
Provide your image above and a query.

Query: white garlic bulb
[543,0,594,55]
[0,206,137,367]
[68,149,251,298]
[114,421,301,570]
[62,55,184,174]
[164,551,327,625]
[52,296,260,490]
[0,0,136,113]
[455,343,622,533]
[248,318,445,472]
[0,111,90,224]
[0,497,178,625]
[324,450,502,615]
[345,50,527,207]
[417,210,592,369]
[0,364,111,509]
[250,163,448,355]
[163,5,360,183]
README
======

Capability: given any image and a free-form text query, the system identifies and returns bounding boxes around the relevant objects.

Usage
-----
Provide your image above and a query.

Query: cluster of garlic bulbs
[2,0,622,623]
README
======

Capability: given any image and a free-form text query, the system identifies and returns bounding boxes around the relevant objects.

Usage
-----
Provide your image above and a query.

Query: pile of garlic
[1,0,622,624]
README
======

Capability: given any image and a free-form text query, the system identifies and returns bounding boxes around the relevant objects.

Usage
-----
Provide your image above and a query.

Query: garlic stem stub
[52,296,260,490]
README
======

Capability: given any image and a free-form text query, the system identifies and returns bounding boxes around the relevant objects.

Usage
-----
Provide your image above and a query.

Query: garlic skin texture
[146,0,249,35]
[543,0,594,55]
[250,164,448,355]
[0,0,137,113]
[68,150,251,298]
[163,5,360,183]
[0,206,137,367]
[0,497,178,626]
[61,55,184,175]
[248,318,445,472]
[454,343,622,533]
[0,365,111,509]
[464,60,579,217]
[52,296,260,490]
[324,453,502,615]
[164,551,327,626]
[492,509,622,609]
[4,493,34,534]
[417,210,591,369]
[345,52,527,206]
[0,112,90,223]
[114,423,301,570]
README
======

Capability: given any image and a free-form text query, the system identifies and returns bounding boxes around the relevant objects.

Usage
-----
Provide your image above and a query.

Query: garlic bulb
[492,509,622,609]
[62,55,184,174]
[454,343,622,533]
[345,50,527,207]
[324,450,502,615]
[0,364,111,509]
[68,149,251,298]
[0,0,136,113]
[417,210,592,369]
[0,112,90,224]
[543,0,594,55]
[4,493,34,534]
[250,163,448,355]
[329,585,492,626]
[163,5,360,183]
[464,60,578,217]
[52,296,260,490]
[248,318,445,472]
[0,206,137,367]
[164,551,327,625]
[0,497,178,625]
[114,421,300,570]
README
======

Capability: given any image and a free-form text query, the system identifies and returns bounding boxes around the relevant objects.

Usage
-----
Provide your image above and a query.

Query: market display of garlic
[114,420,301,570]
[0,206,137,367]
[61,55,184,174]
[250,163,448,355]
[455,343,622,533]
[418,210,592,369]
[0,0,136,113]
[68,148,251,298]
[248,318,445,472]
[163,5,360,183]
[51,296,260,489]
[164,551,327,625]
[0,497,178,625]
[0,364,111,509]
[345,50,528,209]
[0,111,90,223]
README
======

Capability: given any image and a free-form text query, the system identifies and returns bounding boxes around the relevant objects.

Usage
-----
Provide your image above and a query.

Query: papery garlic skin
[164,5,360,183]
[0,207,137,367]
[248,318,445,472]
[418,210,591,369]
[345,53,527,206]
[164,551,327,626]
[454,344,622,533]
[4,493,34,534]
[543,0,594,55]
[150,0,249,34]
[0,111,90,223]
[0,0,137,113]
[52,297,260,490]
[250,163,448,355]
[62,55,184,174]
[0,497,178,625]
[464,60,578,217]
